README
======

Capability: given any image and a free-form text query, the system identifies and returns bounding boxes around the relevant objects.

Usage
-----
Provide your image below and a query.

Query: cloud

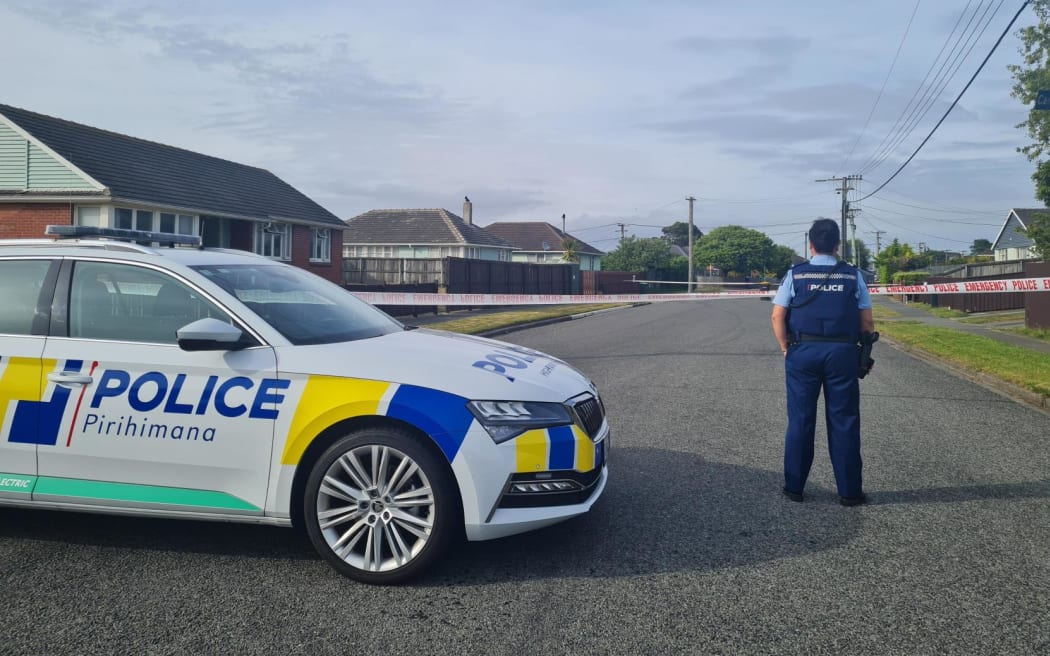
[674,35,810,57]
[314,180,548,221]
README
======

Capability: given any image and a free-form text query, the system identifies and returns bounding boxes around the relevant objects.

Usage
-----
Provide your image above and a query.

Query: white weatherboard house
[992,208,1041,262]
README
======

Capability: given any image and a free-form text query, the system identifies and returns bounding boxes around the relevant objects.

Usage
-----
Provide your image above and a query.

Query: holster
[857,331,879,379]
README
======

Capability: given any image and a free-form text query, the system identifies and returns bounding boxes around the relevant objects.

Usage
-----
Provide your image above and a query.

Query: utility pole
[804,232,809,256]
[871,230,885,257]
[686,196,696,292]
[847,206,861,268]
[562,213,566,233]
[617,223,626,244]
[815,174,862,263]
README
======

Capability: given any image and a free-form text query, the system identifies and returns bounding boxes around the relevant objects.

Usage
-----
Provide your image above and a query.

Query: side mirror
[176,317,250,351]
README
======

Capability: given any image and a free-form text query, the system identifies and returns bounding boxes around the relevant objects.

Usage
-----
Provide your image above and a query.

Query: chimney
[463,196,472,225]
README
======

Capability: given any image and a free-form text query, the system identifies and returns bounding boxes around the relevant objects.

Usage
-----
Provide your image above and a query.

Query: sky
[0,0,1041,256]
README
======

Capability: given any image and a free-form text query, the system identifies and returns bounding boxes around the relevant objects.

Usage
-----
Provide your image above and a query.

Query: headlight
[467,400,572,444]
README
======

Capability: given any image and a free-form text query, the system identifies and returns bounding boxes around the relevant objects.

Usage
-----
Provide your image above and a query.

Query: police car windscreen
[193,264,402,345]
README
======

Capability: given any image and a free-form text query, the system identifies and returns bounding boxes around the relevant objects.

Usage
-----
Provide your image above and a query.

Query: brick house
[0,103,344,282]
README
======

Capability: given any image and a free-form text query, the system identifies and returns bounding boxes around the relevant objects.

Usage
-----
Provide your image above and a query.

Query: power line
[863,209,984,243]
[837,0,922,175]
[860,203,1001,225]
[866,193,1002,216]
[857,0,981,174]
[862,0,1003,176]
[859,0,1031,201]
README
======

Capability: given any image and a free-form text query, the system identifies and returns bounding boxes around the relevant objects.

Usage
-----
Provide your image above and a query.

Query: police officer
[770,218,874,506]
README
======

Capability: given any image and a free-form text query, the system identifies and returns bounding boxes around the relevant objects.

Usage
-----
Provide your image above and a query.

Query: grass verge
[870,304,901,320]
[878,320,1050,396]
[423,304,627,335]
[903,302,968,319]
[1005,327,1050,343]
[960,311,1025,325]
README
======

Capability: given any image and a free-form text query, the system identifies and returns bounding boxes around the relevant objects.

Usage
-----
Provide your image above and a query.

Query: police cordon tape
[350,275,1050,306]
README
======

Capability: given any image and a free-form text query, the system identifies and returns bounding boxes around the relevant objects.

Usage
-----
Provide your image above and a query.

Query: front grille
[573,395,605,438]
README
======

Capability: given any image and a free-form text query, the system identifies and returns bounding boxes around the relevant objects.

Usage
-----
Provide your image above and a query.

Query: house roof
[992,208,1041,250]
[0,103,344,228]
[345,209,515,248]
[482,222,604,255]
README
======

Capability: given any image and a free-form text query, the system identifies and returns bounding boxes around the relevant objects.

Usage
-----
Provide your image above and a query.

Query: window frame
[0,257,60,337]
[309,228,331,263]
[51,258,262,347]
[254,222,292,261]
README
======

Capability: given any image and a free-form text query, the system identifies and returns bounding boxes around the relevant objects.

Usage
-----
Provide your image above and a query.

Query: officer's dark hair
[809,219,840,255]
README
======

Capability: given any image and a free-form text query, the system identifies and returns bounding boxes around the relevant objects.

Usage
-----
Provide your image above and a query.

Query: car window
[69,261,234,344]
[193,263,401,345]
[0,260,52,335]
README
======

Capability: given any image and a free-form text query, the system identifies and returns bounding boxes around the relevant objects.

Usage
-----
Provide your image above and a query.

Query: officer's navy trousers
[783,341,862,498]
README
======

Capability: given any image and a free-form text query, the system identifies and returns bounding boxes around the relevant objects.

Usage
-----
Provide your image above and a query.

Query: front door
[37,259,282,516]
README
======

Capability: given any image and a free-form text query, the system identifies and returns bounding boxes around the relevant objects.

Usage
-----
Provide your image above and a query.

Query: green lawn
[960,311,1026,325]
[877,321,1050,396]
[1005,327,1050,343]
[422,304,628,334]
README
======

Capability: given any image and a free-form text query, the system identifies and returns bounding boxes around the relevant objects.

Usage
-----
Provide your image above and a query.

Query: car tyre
[303,427,458,584]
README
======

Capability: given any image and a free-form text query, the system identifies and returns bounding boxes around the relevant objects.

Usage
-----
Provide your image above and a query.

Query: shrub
[892,271,928,285]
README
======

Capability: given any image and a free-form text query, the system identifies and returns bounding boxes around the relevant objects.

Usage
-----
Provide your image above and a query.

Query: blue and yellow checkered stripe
[514,424,597,473]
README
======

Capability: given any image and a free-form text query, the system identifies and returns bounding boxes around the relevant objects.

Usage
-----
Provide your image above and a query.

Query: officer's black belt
[795,334,854,343]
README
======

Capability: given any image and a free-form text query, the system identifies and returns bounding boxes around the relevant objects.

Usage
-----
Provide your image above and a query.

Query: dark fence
[909,259,1046,315]
[343,257,579,294]
[581,270,642,294]
[445,258,578,294]
[1026,261,1050,329]
[342,258,444,285]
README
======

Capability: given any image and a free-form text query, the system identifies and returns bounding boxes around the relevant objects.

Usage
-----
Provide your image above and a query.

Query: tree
[601,236,673,272]
[692,225,776,276]
[1026,208,1050,257]
[970,238,993,256]
[1009,1,1050,259]
[560,237,580,264]
[661,221,702,248]
[873,239,919,282]
[768,245,798,278]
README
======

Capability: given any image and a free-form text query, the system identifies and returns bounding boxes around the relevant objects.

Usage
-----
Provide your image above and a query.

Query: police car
[0,226,608,584]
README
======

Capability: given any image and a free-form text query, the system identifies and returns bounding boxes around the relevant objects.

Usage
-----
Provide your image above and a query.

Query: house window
[310,228,331,262]
[115,208,134,229]
[465,247,480,258]
[254,223,291,260]
[76,206,101,227]
[160,213,196,236]
[114,207,197,235]
[356,245,393,257]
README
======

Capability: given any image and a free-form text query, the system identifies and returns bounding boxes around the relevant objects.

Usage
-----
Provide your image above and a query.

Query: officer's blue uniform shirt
[772,254,872,309]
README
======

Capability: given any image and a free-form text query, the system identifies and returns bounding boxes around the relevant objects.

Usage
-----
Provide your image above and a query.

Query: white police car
[0,227,608,583]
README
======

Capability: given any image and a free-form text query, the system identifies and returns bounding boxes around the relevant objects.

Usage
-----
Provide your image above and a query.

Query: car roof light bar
[45,225,202,247]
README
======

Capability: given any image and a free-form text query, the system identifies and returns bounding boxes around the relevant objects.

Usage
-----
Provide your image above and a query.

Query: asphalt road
[3,300,1049,655]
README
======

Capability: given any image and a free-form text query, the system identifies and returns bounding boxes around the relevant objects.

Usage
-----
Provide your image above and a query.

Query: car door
[36,258,282,516]
[0,257,60,501]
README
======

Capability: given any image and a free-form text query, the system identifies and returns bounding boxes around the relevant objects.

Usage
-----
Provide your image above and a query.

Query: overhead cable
[858,0,1032,201]
[837,0,923,175]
